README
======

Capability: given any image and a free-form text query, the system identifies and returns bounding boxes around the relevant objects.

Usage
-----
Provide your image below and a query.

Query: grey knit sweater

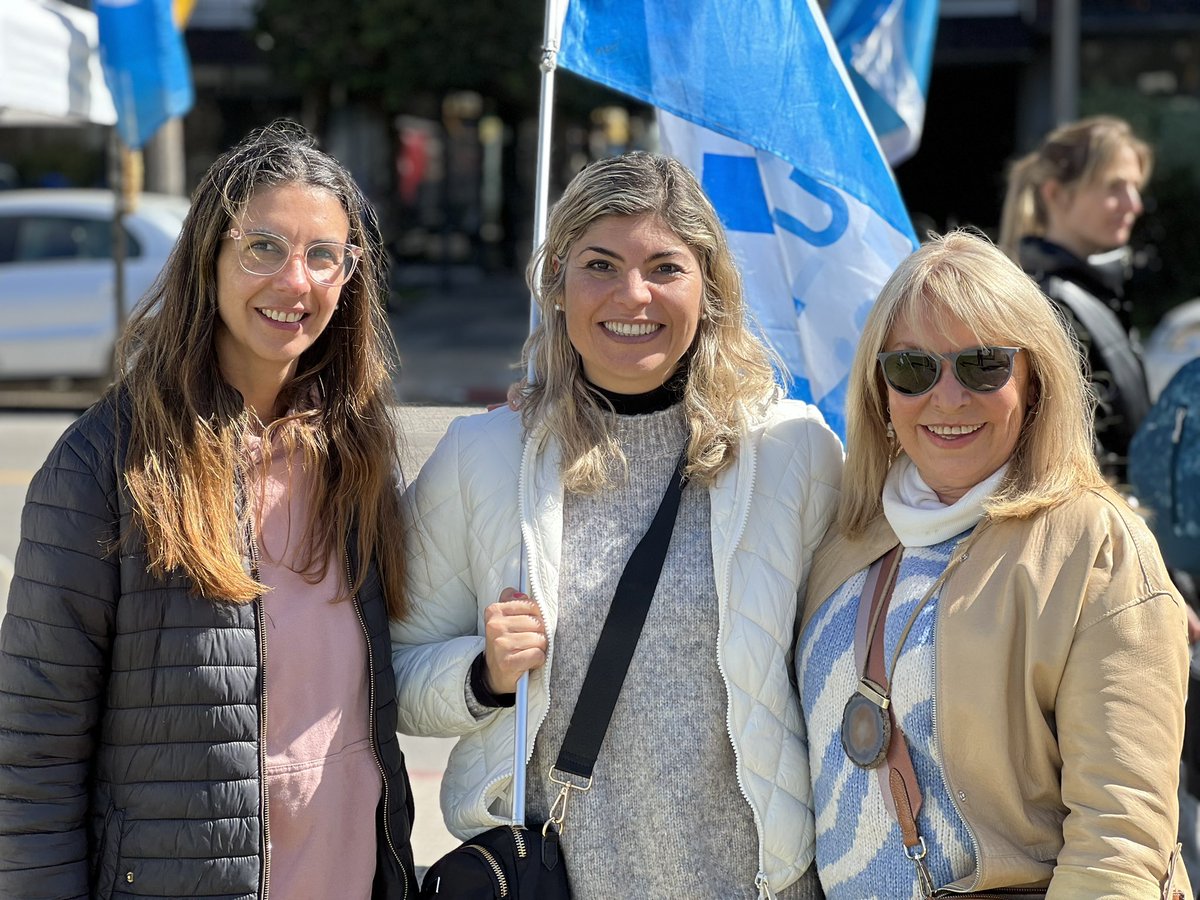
[523,406,819,899]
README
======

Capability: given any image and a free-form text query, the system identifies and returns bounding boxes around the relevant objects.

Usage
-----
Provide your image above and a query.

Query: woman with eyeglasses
[0,120,417,899]
[796,231,1190,899]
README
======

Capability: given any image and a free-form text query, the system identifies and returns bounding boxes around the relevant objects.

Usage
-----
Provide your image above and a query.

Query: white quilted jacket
[391,400,842,892]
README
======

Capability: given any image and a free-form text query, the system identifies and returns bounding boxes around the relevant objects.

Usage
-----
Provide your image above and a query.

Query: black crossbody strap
[552,449,688,780]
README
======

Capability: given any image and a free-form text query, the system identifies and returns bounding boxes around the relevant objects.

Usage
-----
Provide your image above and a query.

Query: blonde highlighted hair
[113,119,408,617]
[520,152,779,492]
[999,115,1152,258]
[839,230,1107,535]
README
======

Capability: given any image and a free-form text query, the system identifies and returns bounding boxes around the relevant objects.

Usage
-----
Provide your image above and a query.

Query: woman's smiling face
[883,308,1032,504]
[562,213,704,395]
[214,182,349,409]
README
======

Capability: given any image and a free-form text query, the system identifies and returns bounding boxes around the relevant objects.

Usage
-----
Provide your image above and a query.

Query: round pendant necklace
[840,547,901,769]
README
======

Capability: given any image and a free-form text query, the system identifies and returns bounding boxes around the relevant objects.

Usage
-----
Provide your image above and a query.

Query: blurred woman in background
[999,114,1152,485]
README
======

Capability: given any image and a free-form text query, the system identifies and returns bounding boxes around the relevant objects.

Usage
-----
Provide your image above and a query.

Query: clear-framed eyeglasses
[225,228,363,286]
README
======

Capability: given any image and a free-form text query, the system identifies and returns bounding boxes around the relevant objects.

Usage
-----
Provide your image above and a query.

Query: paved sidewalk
[390,265,532,406]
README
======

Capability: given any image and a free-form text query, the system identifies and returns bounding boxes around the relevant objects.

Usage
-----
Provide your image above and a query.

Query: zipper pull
[1172,406,1187,445]
[755,871,777,899]
[541,826,561,871]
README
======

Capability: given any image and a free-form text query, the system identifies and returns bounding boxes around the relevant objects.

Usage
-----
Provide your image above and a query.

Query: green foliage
[1130,165,1200,328]
[1083,89,1200,326]
[257,0,545,116]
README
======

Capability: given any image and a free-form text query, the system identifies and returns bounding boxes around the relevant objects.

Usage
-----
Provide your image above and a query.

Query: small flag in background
[173,0,198,28]
[96,0,194,150]
[559,0,917,438]
[827,0,939,165]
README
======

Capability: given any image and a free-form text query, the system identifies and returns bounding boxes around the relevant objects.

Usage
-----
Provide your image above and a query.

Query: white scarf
[882,454,1009,548]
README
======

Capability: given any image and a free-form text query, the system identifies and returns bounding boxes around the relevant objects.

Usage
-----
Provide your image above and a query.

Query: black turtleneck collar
[1017,236,1128,302]
[587,365,688,415]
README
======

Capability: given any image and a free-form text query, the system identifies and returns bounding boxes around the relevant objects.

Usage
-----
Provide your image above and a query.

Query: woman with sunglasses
[0,120,417,899]
[796,231,1190,899]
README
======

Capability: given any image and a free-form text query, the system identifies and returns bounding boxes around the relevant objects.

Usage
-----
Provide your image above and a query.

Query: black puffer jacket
[0,395,417,899]
[1019,236,1150,484]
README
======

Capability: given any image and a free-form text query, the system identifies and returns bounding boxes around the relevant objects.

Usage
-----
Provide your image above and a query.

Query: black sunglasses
[877,346,1022,396]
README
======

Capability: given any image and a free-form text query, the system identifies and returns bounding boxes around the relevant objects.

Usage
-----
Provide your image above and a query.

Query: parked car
[0,189,188,381]
[1143,297,1200,400]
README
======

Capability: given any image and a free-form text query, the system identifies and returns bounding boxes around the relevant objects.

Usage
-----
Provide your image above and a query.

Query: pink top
[247,437,381,900]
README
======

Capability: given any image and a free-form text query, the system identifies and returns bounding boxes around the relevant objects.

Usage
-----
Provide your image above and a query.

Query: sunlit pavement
[389,265,530,407]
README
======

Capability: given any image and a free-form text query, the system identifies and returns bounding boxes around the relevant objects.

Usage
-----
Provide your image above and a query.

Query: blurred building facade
[2,0,1199,321]
[902,0,1200,326]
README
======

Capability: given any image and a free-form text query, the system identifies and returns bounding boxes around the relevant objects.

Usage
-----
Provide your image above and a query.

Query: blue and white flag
[559,0,917,437]
[827,0,939,165]
[96,0,193,149]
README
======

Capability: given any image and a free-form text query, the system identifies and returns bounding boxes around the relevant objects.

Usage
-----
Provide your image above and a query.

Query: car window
[0,215,142,263]
[0,217,15,263]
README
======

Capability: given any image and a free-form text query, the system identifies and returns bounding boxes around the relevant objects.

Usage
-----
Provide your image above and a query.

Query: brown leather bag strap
[888,737,934,898]
[853,546,899,673]
[854,547,925,832]
[892,748,926,854]
[853,547,937,895]
[862,549,899,691]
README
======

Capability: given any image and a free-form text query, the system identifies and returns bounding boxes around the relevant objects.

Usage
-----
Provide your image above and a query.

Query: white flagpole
[513,0,567,828]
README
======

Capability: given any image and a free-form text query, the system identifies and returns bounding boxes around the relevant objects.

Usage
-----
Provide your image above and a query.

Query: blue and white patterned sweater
[797,533,975,900]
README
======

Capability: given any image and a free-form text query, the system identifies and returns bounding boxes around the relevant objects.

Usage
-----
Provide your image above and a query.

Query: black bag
[418,454,687,900]
[419,824,566,899]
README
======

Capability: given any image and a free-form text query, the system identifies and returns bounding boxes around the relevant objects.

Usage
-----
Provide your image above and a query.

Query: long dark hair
[114,119,407,616]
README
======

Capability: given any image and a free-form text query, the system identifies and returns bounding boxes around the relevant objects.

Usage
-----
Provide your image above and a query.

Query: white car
[0,189,189,381]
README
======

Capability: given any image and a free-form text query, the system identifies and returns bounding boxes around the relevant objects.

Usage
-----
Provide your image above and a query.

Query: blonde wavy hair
[520,152,779,492]
[839,230,1108,535]
[999,115,1152,258]
[112,119,408,616]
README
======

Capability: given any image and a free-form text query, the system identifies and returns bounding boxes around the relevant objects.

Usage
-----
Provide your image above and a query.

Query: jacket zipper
[347,550,410,899]
[712,445,773,896]
[755,870,779,899]
[516,434,554,772]
[931,535,997,896]
[248,521,271,900]
[1170,405,1188,525]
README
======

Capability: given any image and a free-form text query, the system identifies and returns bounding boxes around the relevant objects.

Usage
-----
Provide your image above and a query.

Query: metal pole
[1052,0,1080,125]
[109,129,128,383]
[143,117,187,197]
[513,0,565,828]
[528,0,564,364]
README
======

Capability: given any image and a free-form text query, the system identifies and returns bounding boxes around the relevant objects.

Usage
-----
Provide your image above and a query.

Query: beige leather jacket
[801,487,1191,900]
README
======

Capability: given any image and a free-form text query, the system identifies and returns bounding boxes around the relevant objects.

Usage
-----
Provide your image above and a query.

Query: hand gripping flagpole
[513,0,566,829]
